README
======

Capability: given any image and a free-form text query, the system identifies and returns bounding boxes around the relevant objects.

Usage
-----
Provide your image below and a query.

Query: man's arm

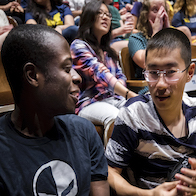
[90,180,110,196]
[108,166,179,196]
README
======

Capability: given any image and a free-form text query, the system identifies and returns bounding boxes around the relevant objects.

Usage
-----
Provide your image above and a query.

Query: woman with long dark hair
[25,0,78,44]
[70,0,137,145]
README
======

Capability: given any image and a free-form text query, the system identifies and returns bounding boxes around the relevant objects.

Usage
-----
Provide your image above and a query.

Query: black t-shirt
[0,113,107,195]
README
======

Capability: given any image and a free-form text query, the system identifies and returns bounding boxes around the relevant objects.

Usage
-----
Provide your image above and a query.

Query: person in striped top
[105,28,196,196]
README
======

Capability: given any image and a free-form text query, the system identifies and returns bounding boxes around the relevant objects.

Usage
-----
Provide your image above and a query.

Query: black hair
[77,0,118,62]
[1,24,63,104]
[27,0,62,25]
[146,28,191,67]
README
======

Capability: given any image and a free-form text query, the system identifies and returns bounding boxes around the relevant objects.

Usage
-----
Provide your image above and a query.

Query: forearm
[108,167,152,196]
[55,24,72,31]
[26,19,37,24]
[132,50,146,69]
[72,10,82,18]
[90,180,110,196]
[111,27,124,39]
[114,81,138,99]
[0,5,9,11]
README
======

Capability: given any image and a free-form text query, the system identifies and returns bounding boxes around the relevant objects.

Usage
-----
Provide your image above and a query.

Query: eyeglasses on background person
[98,9,112,20]
[142,65,190,83]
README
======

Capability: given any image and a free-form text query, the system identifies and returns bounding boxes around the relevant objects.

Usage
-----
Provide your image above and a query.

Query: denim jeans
[62,25,78,45]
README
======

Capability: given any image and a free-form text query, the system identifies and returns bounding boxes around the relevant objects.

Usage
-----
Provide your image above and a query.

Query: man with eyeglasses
[105,28,196,196]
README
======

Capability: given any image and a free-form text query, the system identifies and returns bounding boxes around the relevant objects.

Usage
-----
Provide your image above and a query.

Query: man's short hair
[1,24,63,104]
[145,28,191,67]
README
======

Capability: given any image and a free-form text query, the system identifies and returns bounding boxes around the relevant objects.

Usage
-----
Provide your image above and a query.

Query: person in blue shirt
[25,0,78,44]
[172,0,196,44]
[0,24,109,195]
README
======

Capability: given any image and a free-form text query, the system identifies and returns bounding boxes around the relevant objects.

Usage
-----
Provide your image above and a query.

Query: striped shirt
[105,94,196,189]
[70,39,127,114]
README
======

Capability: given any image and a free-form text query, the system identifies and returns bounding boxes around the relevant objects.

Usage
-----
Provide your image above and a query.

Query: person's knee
[62,25,78,44]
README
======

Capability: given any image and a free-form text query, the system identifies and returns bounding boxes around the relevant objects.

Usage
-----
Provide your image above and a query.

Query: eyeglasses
[142,66,189,83]
[98,10,112,20]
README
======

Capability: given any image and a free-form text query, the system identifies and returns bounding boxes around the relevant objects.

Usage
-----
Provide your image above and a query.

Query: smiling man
[105,28,196,196]
[0,24,109,195]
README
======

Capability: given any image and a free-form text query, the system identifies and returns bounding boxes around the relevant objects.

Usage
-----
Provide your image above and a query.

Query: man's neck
[11,104,54,138]
[157,105,186,138]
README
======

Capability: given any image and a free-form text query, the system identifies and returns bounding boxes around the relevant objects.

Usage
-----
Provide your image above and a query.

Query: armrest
[126,80,147,87]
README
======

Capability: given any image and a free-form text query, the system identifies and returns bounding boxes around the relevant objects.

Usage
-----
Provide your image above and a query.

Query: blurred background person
[172,0,196,44]
[70,0,137,145]
[25,0,78,44]
[0,0,25,24]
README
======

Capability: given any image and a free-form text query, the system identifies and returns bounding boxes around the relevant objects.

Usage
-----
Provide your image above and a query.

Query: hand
[5,1,20,12]
[98,63,110,73]
[119,7,127,15]
[13,5,24,13]
[0,25,13,35]
[149,6,169,36]
[122,20,134,34]
[175,158,196,196]
[151,181,179,196]
[125,3,133,12]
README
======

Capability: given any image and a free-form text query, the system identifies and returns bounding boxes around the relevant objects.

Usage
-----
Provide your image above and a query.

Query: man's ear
[187,62,195,82]
[23,63,39,87]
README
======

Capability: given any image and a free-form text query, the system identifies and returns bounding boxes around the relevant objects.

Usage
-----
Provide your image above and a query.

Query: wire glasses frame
[142,65,190,83]
[98,9,112,20]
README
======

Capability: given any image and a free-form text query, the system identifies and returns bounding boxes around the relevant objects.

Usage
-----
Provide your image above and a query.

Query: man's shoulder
[116,94,156,127]
[56,114,93,127]
[125,94,151,108]
[55,114,95,136]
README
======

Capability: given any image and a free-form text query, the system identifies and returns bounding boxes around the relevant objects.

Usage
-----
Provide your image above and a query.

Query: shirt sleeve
[88,121,108,181]
[131,2,143,17]
[70,39,123,91]
[171,12,184,27]
[25,12,34,22]
[128,33,147,58]
[62,4,73,16]
[105,106,139,168]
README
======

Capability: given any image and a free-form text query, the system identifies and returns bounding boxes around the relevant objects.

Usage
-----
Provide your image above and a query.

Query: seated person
[130,1,143,29]
[105,28,196,196]
[67,0,90,26]
[104,0,134,54]
[25,0,78,44]
[128,0,190,79]
[119,0,134,17]
[172,0,196,44]
[0,0,25,24]
[131,0,173,30]
[0,24,109,195]
[70,0,137,146]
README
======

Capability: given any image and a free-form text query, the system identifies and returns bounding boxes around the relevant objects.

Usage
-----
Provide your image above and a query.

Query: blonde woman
[128,0,191,79]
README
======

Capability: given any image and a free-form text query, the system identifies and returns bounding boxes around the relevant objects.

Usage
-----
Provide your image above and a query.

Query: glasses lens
[98,10,112,19]
[164,69,180,82]
[144,69,181,83]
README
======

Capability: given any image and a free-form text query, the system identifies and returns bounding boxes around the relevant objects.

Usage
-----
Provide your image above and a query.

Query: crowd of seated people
[2,0,196,195]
